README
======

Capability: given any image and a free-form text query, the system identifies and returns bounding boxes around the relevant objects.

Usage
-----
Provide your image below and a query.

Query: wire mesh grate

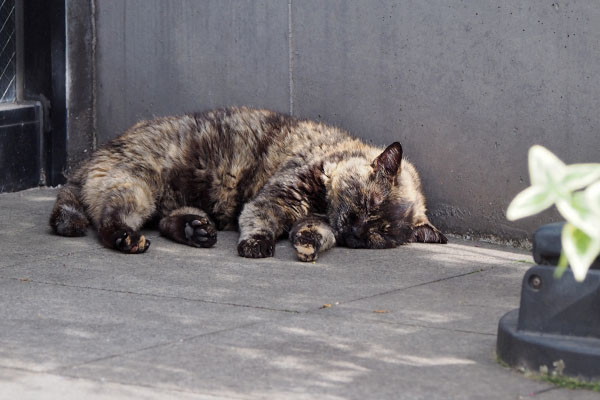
[0,0,15,103]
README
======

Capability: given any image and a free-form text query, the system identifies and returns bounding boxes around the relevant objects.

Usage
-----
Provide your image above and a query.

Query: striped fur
[49,107,446,260]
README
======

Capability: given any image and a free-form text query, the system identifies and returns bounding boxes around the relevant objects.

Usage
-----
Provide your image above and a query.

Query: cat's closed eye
[347,212,359,224]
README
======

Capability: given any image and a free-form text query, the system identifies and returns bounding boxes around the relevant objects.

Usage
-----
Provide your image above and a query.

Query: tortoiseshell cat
[50,107,447,262]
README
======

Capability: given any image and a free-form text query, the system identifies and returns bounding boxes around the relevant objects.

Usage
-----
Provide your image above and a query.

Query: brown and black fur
[50,107,447,261]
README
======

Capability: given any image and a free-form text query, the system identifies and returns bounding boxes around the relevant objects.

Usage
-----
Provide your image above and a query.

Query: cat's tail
[49,183,90,236]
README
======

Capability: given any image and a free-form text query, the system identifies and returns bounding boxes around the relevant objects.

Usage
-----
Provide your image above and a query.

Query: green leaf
[553,252,569,279]
[586,180,600,217]
[506,185,556,221]
[556,192,600,239]
[561,223,600,282]
[561,164,600,192]
[528,145,566,187]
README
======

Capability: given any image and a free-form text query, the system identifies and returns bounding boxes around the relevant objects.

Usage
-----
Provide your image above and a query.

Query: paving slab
[0,188,58,229]
[62,311,554,400]
[0,191,530,313]
[0,235,524,313]
[0,367,227,400]
[0,188,104,267]
[0,278,284,372]
[328,264,532,335]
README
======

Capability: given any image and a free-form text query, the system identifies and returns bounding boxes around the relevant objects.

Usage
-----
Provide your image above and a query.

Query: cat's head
[323,142,414,249]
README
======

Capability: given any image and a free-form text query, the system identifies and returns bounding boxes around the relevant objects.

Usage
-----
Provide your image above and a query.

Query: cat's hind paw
[292,230,322,262]
[159,214,217,248]
[114,231,151,254]
[184,218,217,248]
[238,234,274,258]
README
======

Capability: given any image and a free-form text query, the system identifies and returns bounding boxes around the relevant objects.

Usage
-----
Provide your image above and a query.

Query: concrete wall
[95,0,290,138]
[66,0,96,171]
[94,0,600,241]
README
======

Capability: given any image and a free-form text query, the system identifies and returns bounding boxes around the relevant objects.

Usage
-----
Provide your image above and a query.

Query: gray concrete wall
[95,0,290,139]
[66,0,96,171]
[94,0,600,241]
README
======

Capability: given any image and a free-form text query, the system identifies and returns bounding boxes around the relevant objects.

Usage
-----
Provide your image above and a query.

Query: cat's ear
[373,142,403,178]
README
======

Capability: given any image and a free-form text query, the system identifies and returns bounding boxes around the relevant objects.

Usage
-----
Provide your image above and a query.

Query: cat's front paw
[114,230,151,254]
[292,230,322,262]
[409,223,448,244]
[237,234,275,258]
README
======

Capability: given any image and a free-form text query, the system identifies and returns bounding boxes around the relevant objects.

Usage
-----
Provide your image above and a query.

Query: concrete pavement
[0,188,596,399]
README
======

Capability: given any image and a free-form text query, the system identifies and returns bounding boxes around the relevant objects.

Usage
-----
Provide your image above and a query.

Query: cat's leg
[290,215,336,262]
[159,207,217,248]
[50,183,90,237]
[237,181,314,258]
[409,216,448,244]
[96,206,153,254]
[88,182,155,254]
[236,202,278,258]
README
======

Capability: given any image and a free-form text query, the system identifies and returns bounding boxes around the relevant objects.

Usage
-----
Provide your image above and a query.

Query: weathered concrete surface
[0,368,223,400]
[65,0,96,171]
[95,0,290,142]
[0,188,596,399]
[291,1,600,240]
[91,1,600,241]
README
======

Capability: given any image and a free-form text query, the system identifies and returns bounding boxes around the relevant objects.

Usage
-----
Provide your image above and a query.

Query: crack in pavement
[362,317,497,337]
[0,276,302,314]
[50,319,271,374]
[336,267,491,306]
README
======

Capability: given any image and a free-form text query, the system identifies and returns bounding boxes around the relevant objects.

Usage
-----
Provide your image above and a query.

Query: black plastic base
[497,223,600,380]
[497,309,600,380]
[497,262,600,380]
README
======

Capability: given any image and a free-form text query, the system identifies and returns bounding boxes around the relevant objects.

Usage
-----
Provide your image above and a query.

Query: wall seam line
[90,0,97,150]
[288,0,294,116]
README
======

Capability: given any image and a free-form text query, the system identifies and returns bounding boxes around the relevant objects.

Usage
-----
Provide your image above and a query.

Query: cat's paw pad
[292,230,322,262]
[238,234,274,258]
[114,231,151,254]
[184,218,217,248]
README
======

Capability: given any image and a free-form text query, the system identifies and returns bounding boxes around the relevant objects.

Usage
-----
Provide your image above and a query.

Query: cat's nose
[351,226,364,238]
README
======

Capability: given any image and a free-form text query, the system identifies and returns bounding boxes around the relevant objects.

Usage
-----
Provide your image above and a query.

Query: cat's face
[324,143,414,248]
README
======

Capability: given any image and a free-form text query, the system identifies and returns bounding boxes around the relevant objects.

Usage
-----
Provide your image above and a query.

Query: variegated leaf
[556,193,600,239]
[506,185,555,221]
[561,164,600,192]
[528,145,566,187]
[562,223,600,282]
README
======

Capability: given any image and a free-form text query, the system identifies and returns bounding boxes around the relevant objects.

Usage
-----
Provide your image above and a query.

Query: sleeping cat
[50,107,447,261]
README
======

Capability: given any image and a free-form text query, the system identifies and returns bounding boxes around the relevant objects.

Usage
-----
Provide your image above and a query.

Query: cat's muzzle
[340,229,369,249]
